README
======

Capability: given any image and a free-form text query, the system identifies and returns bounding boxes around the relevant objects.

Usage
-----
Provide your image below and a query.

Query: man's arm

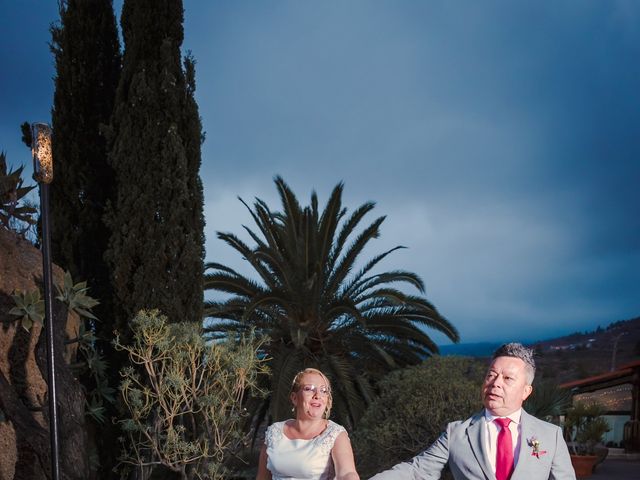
[369,427,450,480]
[549,426,576,480]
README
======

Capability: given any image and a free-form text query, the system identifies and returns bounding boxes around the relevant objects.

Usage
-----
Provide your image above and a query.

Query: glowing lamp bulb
[31,123,53,184]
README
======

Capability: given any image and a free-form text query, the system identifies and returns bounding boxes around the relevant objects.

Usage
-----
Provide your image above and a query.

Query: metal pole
[40,179,60,480]
[32,122,60,480]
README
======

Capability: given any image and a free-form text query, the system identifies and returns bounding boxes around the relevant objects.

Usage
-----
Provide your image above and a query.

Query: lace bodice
[265,420,346,480]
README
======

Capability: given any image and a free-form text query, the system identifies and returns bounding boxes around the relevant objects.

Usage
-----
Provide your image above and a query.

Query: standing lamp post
[31,122,60,480]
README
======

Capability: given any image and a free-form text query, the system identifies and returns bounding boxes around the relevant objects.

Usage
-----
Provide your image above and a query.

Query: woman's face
[291,372,331,420]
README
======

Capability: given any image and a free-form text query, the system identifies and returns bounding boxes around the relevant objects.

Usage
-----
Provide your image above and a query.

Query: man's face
[482,356,533,416]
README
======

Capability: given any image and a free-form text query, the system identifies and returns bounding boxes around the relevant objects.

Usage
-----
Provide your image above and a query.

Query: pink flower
[528,437,548,458]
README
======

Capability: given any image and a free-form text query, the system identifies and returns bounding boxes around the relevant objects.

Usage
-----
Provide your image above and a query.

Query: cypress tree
[50,3,121,477]
[106,0,205,333]
[50,0,120,321]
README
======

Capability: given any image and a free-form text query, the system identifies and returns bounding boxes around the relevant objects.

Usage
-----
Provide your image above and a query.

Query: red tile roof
[560,359,640,389]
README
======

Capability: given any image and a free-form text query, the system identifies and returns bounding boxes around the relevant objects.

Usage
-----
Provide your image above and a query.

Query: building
[560,360,640,452]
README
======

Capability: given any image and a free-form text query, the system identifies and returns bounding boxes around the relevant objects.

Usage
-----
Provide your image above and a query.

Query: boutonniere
[528,437,548,458]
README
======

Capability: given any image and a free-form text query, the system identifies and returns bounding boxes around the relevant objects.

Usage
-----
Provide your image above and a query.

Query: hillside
[439,316,640,384]
[531,316,640,383]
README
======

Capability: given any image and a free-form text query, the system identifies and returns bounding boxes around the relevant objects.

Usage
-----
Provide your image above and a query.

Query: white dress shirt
[484,408,523,474]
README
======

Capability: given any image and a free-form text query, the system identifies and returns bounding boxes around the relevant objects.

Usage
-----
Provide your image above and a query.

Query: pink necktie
[494,418,514,480]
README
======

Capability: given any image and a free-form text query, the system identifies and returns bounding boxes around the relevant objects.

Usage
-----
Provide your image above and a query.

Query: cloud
[3,0,639,343]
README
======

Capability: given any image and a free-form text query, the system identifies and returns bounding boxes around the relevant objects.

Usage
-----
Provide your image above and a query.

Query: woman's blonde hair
[290,368,333,419]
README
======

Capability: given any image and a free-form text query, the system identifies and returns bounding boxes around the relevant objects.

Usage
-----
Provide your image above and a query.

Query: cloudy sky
[2,1,639,345]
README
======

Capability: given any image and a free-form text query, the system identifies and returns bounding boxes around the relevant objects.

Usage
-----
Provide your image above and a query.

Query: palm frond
[203,178,458,431]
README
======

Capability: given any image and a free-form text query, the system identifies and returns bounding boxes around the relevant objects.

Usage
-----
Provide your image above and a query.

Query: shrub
[564,401,610,456]
[113,309,269,480]
[352,356,485,477]
[0,151,37,237]
[523,379,572,423]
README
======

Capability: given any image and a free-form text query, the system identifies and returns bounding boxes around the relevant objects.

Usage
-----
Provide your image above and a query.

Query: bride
[256,368,360,480]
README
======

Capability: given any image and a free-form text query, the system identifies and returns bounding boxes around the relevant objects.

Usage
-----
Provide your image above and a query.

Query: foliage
[105,0,205,338]
[204,177,459,432]
[564,401,610,456]
[56,270,100,320]
[50,1,120,474]
[49,0,120,365]
[66,321,116,425]
[13,271,113,425]
[352,356,484,478]
[523,379,573,423]
[113,309,268,480]
[9,289,44,331]
[0,151,37,235]
[57,271,115,425]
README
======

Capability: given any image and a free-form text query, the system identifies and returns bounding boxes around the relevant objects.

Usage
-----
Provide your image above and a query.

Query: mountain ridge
[438,316,640,383]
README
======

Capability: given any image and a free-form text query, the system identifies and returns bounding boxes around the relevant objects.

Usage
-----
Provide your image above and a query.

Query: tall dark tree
[204,177,459,431]
[50,2,121,477]
[105,0,205,333]
[50,0,120,321]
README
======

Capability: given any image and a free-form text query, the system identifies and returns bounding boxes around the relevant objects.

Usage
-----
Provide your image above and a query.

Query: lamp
[31,122,60,480]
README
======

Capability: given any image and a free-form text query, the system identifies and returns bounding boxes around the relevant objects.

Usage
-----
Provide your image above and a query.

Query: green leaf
[10,289,44,331]
[55,271,99,320]
[22,316,33,332]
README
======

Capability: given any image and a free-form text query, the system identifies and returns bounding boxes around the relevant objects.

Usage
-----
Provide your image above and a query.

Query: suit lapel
[511,410,534,480]
[467,411,495,480]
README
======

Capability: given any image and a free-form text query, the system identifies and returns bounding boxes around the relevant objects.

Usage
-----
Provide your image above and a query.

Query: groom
[370,343,576,480]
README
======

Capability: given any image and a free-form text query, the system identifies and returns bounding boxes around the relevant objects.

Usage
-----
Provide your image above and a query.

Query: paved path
[590,459,640,479]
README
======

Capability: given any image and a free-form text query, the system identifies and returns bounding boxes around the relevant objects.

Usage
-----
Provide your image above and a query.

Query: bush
[564,401,610,456]
[113,309,269,480]
[523,379,572,423]
[0,151,37,237]
[352,356,485,477]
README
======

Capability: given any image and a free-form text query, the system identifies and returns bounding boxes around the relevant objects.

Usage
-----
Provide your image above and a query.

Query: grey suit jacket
[370,409,576,480]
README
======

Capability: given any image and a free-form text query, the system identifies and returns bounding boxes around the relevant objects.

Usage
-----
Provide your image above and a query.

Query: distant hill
[530,316,640,383]
[438,316,640,383]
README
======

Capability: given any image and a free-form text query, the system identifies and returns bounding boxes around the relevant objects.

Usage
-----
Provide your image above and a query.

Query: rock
[0,227,89,480]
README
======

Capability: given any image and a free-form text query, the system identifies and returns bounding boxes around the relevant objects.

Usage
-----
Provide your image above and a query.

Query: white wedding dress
[265,420,346,480]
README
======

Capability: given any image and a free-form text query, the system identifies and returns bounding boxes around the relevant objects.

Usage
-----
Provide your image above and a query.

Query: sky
[1,1,639,345]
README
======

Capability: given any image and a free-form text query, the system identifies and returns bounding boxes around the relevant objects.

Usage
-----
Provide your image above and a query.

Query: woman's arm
[256,444,272,480]
[332,431,360,480]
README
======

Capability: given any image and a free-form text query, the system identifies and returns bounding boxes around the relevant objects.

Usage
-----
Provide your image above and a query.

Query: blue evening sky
[1,1,638,344]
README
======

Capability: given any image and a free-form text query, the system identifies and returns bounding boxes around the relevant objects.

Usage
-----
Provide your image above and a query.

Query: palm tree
[204,177,458,430]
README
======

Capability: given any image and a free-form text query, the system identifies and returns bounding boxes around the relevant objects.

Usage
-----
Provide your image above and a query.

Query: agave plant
[9,289,45,331]
[0,151,37,232]
[56,270,100,320]
[204,177,459,430]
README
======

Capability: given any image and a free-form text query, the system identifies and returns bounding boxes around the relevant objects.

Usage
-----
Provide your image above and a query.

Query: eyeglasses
[299,384,331,397]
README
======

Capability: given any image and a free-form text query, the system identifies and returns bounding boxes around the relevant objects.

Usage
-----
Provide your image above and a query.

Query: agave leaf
[22,316,33,332]
[85,398,107,424]
[75,308,98,320]
[11,292,25,309]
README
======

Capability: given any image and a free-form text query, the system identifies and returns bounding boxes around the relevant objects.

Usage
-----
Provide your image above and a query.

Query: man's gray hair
[492,342,536,384]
